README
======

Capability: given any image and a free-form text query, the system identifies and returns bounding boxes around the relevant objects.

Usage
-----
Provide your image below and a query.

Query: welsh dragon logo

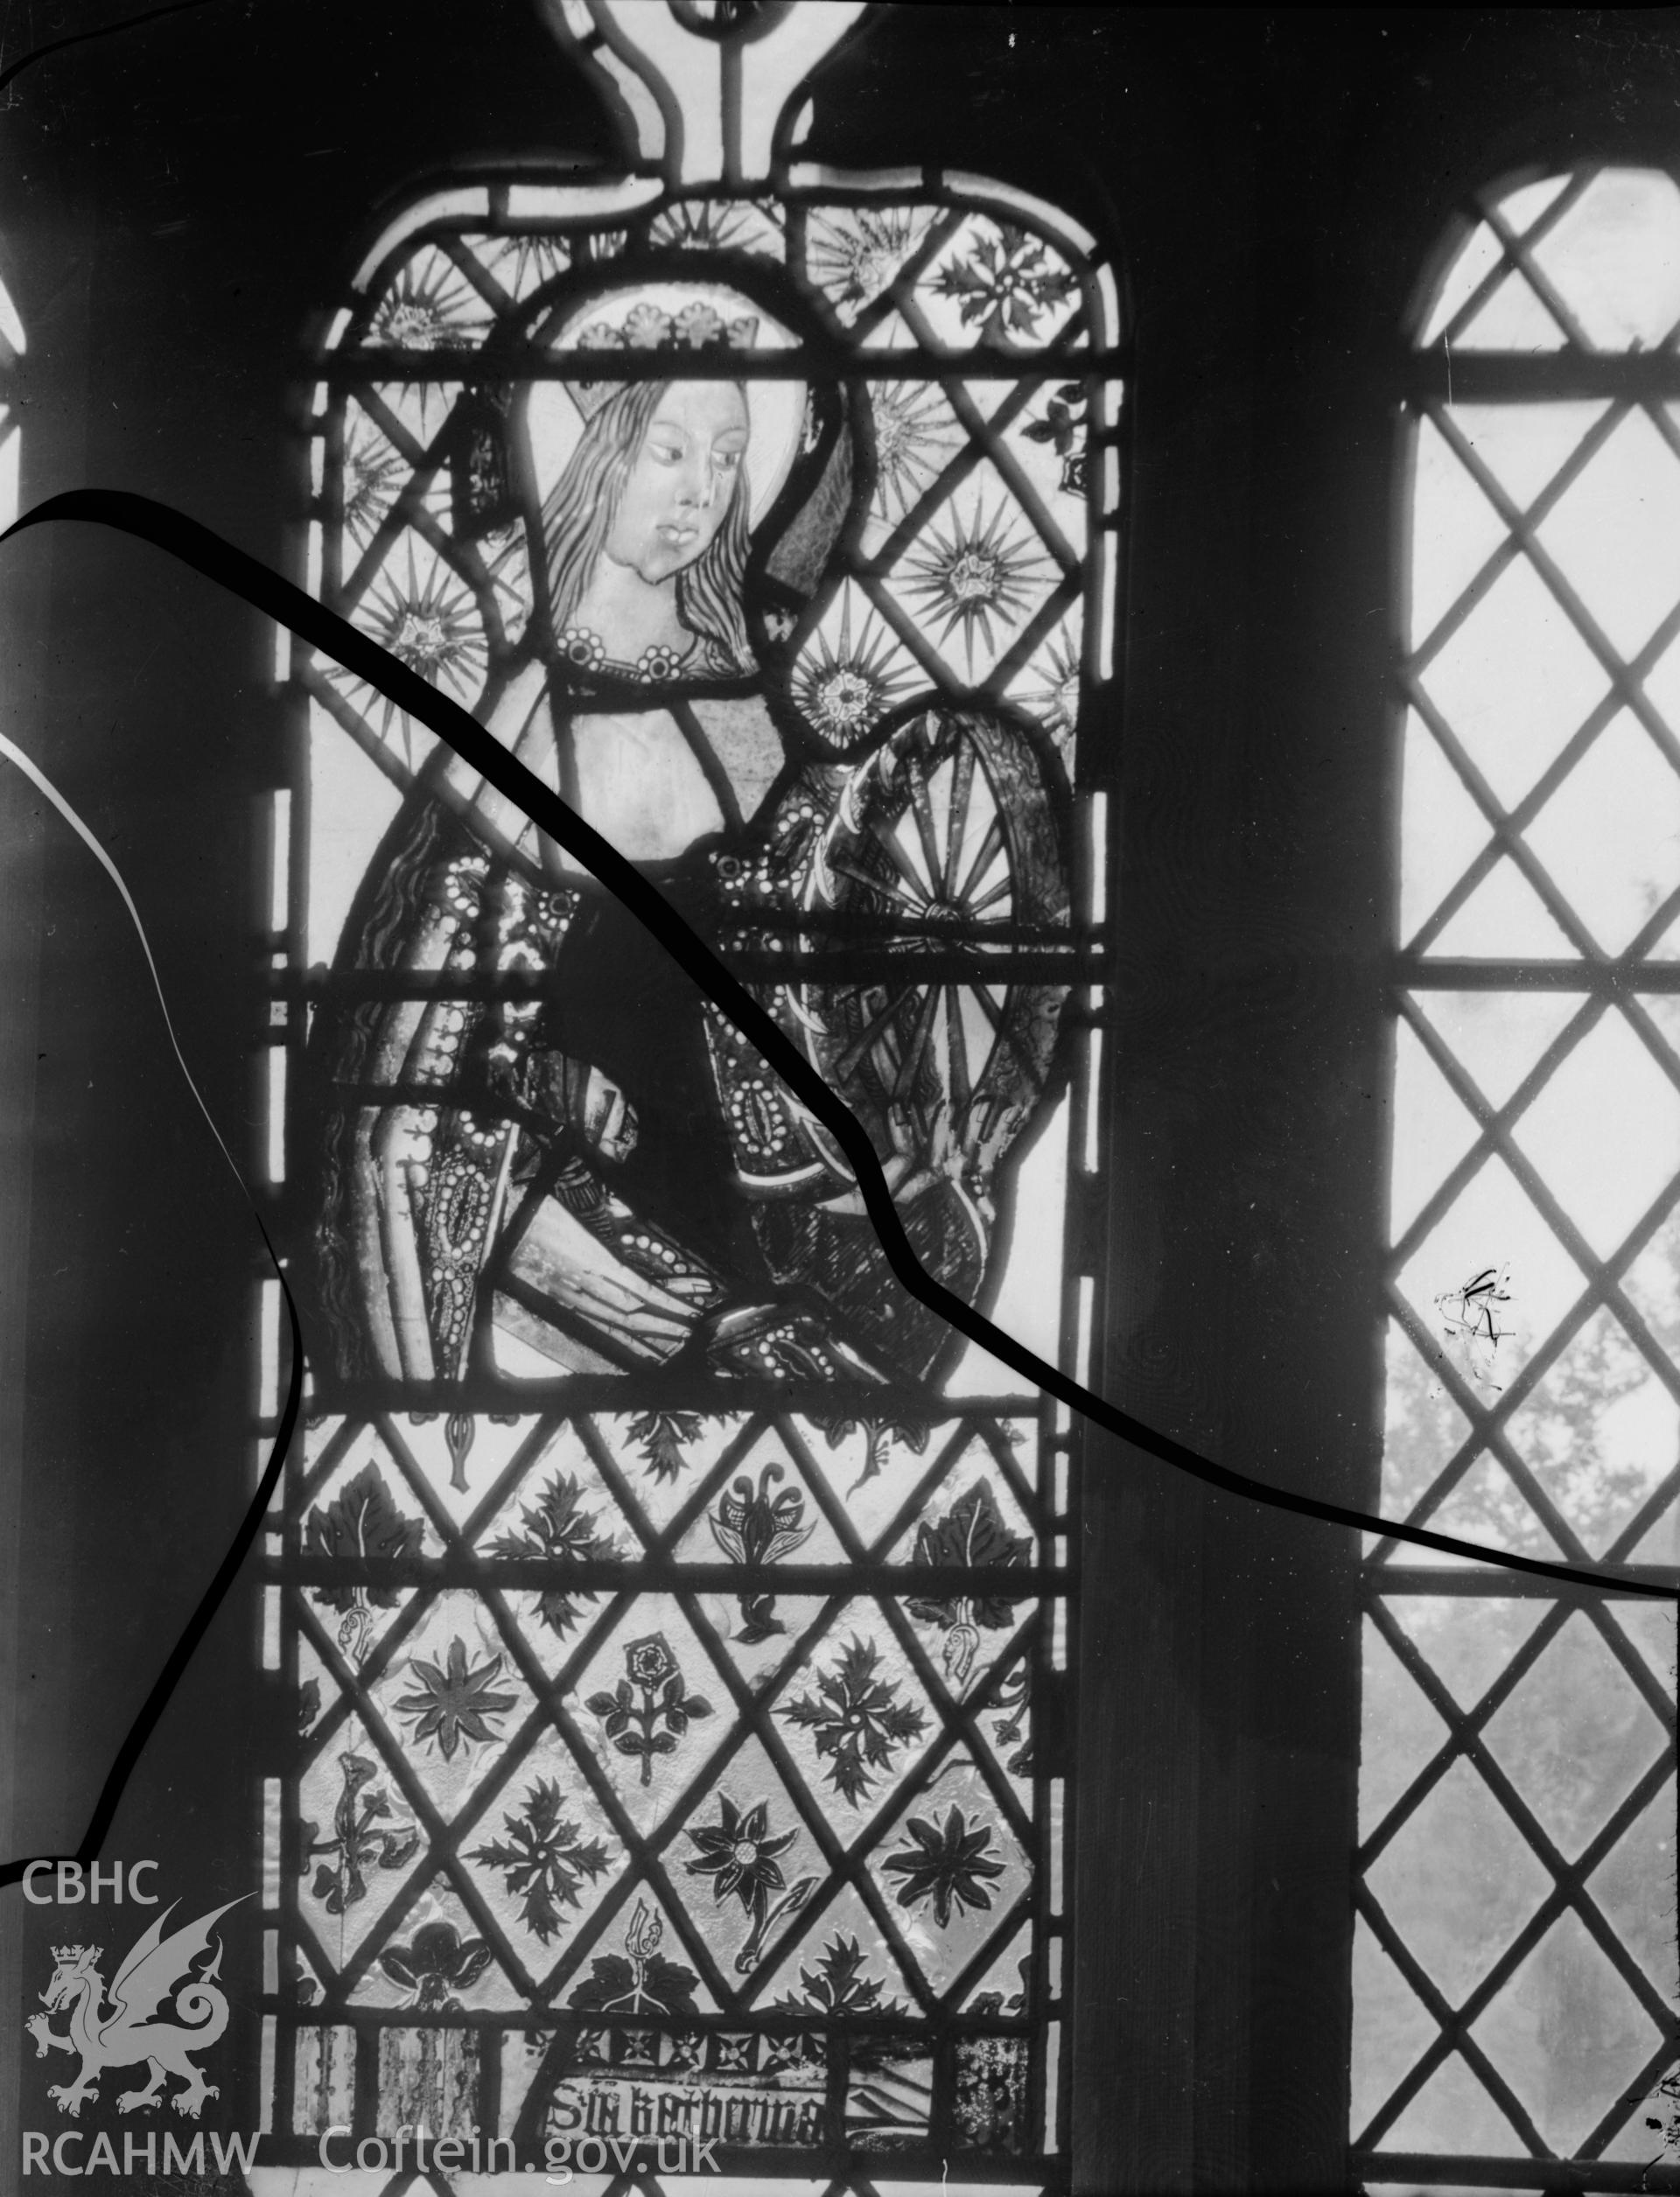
[26,1898,248,2119]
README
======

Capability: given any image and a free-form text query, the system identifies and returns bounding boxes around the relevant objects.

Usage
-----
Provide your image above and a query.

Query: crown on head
[52,1945,92,1963]
[565,300,760,422]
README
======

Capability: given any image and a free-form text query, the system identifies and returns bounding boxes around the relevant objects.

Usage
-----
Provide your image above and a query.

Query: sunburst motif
[791,592,917,744]
[648,199,784,257]
[473,231,571,303]
[340,412,408,549]
[367,247,492,353]
[344,539,487,763]
[806,206,928,317]
[1015,626,1082,743]
[895,494,1052,675]
[868,382,962,519]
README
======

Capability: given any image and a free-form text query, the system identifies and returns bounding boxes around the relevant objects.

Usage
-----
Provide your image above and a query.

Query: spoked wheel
[794,706,1070,1210]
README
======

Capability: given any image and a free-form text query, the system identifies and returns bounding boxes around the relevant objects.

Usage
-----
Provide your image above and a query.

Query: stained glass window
[255,6,1118,2187]
[1354,165,1680,2190]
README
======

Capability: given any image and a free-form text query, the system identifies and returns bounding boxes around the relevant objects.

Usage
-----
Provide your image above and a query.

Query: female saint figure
[311,283,1064,1441]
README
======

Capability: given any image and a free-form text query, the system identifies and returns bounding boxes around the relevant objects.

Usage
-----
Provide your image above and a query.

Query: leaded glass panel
[255,17,1117,2186]
[1356,164,1680,2191]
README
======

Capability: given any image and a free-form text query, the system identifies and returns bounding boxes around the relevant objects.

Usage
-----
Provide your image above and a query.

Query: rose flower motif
[625,1634,677,1690]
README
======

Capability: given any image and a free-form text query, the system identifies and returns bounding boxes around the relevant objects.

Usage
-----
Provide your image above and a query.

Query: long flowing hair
[541,378,754,671]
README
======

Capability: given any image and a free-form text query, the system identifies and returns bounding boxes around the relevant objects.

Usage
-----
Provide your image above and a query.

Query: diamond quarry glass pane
[1424,857,1578,961]
[1410,990,1583,1112]
[1481,1613,1667,1858]
[1376,1319,1476,1530]
[1384,1596,1547,1715]
[1359,1617,1452,1842]
[1350,1914,1439,2140]
[276,129,1102,2173]
[1376,2065,1529,2163]
[1504,1307,1680,1555]
[1588,1781,1680,2003]
[1455,268,1569,353]
[1640,580,1680,733]
[1523,711,1680,954]
[1396,713,1494,947]
[1408,415,1509,647]
[1388,1018,1482,1244]
[1532,408,1680,660]
[1394,1152,1585,1388]
[1409,1454,1570,1568]
[1418,552,1609,811]
[1511,1009,1680,1260]
[1446,401,1611,521]
[1364,1758,1550,2004]
[1471,1910,1665,2155]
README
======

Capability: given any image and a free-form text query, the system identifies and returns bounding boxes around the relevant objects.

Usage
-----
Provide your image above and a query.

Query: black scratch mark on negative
[0,487,1671,1892]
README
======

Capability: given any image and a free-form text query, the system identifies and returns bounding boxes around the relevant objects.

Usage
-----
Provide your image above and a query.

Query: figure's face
[604,381,748,585]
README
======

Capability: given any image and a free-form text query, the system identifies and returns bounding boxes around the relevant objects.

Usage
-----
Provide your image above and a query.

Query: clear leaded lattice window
[254,8,1119,2189]
[1354,166,1680,2190]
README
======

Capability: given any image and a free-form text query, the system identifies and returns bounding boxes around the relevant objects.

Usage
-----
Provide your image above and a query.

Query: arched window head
[1420,166,1680,353]
[255,7,1124,2185]
[1356,162,1680,2187]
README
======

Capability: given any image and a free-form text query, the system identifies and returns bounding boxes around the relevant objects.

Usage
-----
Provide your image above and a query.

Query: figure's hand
[514,1199,704,1354]
[550,1256,706,1347]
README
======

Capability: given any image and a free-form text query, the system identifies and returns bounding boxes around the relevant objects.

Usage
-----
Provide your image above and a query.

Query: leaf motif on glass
[816,1412,930,1494]
[585,1633,712,1783]
[468,1777,613,1945]
[990,1662,1032,1774]
[304,1461,424,1665]
[774,1931,907,2016]
[1019,380,1091,494]
[881,1804,1006,1928]
[708,1461,816,1642]
[491,1470,620,1640]
[930,222,1077,342]
[566,1898,699,2016]
[906,1478,1032,1687]
[779,1634,928,1804]
[377,1921,494,2011]
[684,1794,814,1972]
[392,1635,520,1760]
[300,1752,420,1916]
[626,1410,704,1483]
